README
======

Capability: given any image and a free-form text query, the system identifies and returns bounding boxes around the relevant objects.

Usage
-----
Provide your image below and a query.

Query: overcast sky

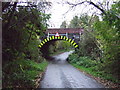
[12,0,116,28]
[46,0,115,28]
[47,0,98,28]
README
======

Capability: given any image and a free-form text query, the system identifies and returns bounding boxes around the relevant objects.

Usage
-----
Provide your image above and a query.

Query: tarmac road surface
[40,51,104,88]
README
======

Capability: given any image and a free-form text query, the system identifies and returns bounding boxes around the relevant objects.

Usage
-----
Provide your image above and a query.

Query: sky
[45,0,115,28]
[46,0,101,28]
[6,0,115,28]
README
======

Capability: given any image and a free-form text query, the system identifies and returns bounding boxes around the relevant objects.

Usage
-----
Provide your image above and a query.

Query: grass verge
[70,63,120,88]
[2,59,48,88]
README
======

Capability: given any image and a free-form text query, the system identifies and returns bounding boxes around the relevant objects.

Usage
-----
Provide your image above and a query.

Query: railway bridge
[39,28,84,48]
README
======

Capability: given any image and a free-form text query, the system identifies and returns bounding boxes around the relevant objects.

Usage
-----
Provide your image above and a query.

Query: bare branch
[62,6,73,16]
[66,1,106,15]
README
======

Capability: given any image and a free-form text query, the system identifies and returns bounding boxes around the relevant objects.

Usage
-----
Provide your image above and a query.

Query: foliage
[49,44,55,54]
[93,1,120,77]
[68,53,97,68]
[67,14,101,60]
[68,16,81,28]
[68,53,119,83]
[2,59,48,88]
[2,3,51,64]
[2,2,50,88]
[67,1,120,84]
[48,40,73,55]
[77,30,101,60]
[67,14,97,29]
[67,53,79,63]
[60,21,68,28]
[56,40,73,50]
[71,63,119,84]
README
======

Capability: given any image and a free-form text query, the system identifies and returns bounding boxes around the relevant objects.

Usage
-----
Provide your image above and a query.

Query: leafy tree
[68,1,120,83]
[2,2,51,88]
[60,21,67,28]
[68,16,81,28]
[93,1,120,77]
[66,13,100,59]
[2,2,50,63]
[79,14,90,28]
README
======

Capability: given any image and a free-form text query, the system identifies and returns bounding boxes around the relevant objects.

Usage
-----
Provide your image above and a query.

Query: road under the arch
[40,51,104,88]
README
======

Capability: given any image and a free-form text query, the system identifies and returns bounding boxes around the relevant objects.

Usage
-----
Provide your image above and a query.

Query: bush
[77,57,97,68]
[68,53,79,63]
[2,59,48,88]
[68,54,97,68]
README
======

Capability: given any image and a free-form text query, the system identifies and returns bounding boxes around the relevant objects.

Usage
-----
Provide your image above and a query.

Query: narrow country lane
[40,51,104,88]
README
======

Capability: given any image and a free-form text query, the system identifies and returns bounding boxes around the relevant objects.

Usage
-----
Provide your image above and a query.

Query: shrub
[2,59,48,88]
[68,53,79,63]
[68,54,97,68]
[77,57,97,68]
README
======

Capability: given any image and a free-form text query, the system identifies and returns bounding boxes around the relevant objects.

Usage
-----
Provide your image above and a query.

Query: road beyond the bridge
[40,51,104,88]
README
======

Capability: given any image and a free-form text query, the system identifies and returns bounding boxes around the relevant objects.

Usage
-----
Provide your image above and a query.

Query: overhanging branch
[66,1,106,15]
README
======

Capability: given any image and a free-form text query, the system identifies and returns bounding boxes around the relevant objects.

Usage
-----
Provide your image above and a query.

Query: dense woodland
[2,2,50,88]
[2,0,120,88]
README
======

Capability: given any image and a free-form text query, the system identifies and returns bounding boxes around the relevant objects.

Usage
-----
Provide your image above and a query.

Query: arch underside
[39,36,79,48]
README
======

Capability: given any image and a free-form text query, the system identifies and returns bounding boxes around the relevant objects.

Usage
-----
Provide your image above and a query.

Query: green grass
[68,53,119,84]
[3,59,48,88]
[71,63,119,84]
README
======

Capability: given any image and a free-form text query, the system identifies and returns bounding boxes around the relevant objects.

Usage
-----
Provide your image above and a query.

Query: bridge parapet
[45,28,84,40]
[45,28,84,34]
